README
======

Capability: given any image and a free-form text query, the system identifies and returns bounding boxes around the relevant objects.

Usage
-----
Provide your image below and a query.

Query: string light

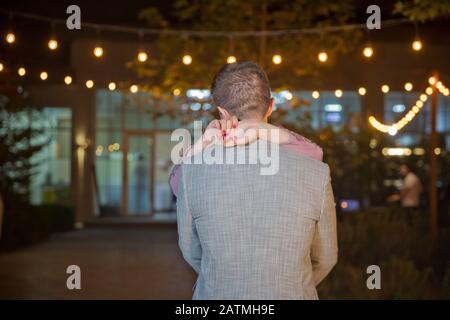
[137,51,148,62]
[0,63,4,72]
[18,67,26,76]
[428,76,436,85]
[5,32,15,44]
[64,76,72,85]
[318,51,328,63]
[368,82,440,135]
[108,82,116,91]
[93,46,104,58]
[412,37,423,51]
[381,84,390,93]
[363,45,373,58]
[48,38,58,50]
[358,87,367,96]
[272,54,282,64]
[334,89,343,98]
[226,55,237,64]
[182,54,192,65]
[173,88,181,96]
[86,80,94,88]
[404,82,413,91]
[130,84,138,93]
[312,91,320,99]
[40,71,48,80]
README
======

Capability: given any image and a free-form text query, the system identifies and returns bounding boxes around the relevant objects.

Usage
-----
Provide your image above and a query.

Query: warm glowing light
[182,54,192,65]
[86,80,94,88]
[5,32,15,44]
[426,87,433,95]
[382,147,412,157]
[388,126,398,136]
[272,54,282,64]
[108,82,116,91]
[227,55,237,64]
[420,94,427,102]
[130,85,138,93]
[412,39,423,51]
[284,92,293,100]
[18,67,26,77]
[318,51,328,63]
[428,76,436,85]
[173,88,181,96]
[416,101,424,108]
[358,87,367,96]
[93,46,104,57]
[0,63,4,72]
[435,148,441,155]
[64,76,72,85]
[48,39,58,50]
[137,51,148,62]
[404,82,413,91]
[40,71,48,80]
[381,85,390,93]
[312,91,320,99]
[363,46,373,58]
[334,89,343,98]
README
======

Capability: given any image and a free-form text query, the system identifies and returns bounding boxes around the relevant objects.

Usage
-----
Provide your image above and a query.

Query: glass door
[122,133,153,215]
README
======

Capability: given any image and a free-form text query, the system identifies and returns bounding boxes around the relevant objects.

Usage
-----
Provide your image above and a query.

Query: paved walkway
[0,225,196,299]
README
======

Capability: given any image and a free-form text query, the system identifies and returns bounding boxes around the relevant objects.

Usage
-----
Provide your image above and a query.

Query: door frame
[120,130,155,216]
[120,129,174,216]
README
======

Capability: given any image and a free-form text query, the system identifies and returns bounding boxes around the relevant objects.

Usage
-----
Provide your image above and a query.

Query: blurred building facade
[17,34,450,223]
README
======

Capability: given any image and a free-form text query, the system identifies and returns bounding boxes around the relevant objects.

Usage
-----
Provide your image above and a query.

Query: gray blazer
[177,145,337,299]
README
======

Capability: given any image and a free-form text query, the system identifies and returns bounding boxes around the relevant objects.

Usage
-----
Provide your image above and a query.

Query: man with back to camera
[176,61,338,299]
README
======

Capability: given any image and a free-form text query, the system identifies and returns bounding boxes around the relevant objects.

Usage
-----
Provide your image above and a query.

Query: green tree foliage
[133,0,361,95]
[0,91,47,209]
[395,0,450,22]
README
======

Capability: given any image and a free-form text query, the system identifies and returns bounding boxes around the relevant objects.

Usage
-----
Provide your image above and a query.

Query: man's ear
[265,98,274,119]
[217,106,231,119]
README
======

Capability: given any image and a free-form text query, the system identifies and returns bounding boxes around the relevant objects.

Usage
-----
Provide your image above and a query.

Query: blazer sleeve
[311,166,338,286]
[176,167,202,274]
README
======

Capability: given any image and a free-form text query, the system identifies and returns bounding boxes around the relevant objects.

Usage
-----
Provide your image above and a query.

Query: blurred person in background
[388,163,422,215]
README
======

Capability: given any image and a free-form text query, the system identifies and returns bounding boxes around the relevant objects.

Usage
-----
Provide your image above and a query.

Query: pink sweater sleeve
[280,130,323,162]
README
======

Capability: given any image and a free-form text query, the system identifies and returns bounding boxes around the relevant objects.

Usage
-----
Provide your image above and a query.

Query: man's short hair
[211,61,272,119]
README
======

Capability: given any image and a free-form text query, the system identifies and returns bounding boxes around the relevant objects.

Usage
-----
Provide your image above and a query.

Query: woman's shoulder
[281,129,323,162]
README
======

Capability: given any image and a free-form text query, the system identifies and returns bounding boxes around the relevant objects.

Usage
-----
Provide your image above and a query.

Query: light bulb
[227,55,237,64]
[318,51,328,63]
[182,54,192,65]
[6,32,15,44]
[108,82,116,91]
[358,87,367,96]
[64,76,72,85]
[48,39,58,50]
[381,85,390,93]
[272,54,282,64]
[404,82,413,91]
[138,51,148,62]
[86,80,94,88]
[93,46,104,58]
[130,85,138,93]
[363,46,373,58]
[18,67,26,77]
[412,39,422,51]
[0,63,4,72]
[173,88,181,96]
[312,91,320,99]
[40,71,48,80]
[334,89,343,98]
